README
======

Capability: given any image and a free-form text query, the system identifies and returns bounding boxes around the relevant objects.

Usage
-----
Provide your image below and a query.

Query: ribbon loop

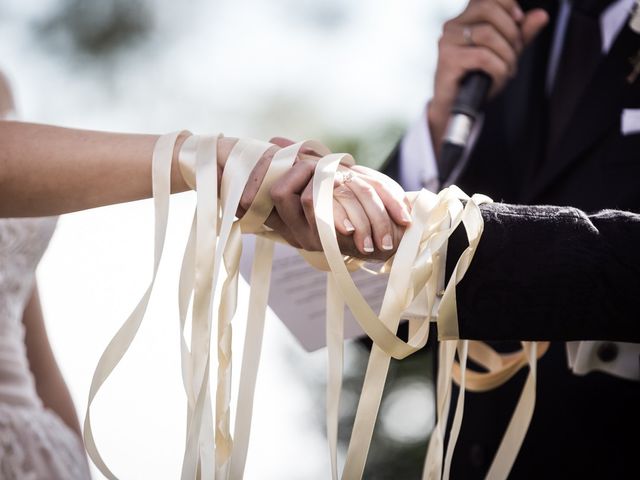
[85,133,544,480]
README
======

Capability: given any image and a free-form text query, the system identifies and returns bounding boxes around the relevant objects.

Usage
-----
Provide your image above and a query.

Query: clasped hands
[214,135,412,261]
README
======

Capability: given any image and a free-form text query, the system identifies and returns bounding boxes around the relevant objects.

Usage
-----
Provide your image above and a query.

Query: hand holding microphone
[427,0,549,186]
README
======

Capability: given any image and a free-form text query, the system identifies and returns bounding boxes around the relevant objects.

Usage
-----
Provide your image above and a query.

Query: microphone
[437,0,640,187]
[437,71,492,187]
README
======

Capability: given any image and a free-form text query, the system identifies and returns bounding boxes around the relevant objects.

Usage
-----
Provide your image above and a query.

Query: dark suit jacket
[380,5,640,479]
[447,203,640,343]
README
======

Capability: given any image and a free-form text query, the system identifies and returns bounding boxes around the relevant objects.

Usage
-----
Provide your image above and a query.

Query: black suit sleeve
[446,203,640,342]
[378,141,400,181]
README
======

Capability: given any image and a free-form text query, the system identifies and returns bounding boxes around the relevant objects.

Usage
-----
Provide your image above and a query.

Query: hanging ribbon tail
[229,236,275,479]
[83,131,181,480]
[326,275,345,480]
[83,129,541,480]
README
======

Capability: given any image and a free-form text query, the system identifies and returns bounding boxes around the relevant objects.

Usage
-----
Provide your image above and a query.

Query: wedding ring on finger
[339,170,354,185]
[463,25,475,47]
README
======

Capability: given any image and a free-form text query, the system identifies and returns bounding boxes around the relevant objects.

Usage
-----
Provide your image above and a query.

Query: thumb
[521,8,549,46]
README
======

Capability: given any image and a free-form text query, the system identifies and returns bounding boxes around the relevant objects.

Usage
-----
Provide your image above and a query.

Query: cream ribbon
[84,133,546,480]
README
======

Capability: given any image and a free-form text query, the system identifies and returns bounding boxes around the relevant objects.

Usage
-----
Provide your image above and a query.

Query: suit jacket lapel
[526,20,640,201]
[511,17,554,200]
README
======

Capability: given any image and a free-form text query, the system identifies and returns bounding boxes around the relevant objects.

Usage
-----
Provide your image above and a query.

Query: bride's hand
[238,137,411,260]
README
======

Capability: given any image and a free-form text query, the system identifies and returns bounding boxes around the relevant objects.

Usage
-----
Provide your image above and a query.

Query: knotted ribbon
[84,133,547,480]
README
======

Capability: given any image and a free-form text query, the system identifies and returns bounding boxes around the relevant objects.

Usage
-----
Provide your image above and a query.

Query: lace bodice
[0,217,57,407]
[0,217,92,478]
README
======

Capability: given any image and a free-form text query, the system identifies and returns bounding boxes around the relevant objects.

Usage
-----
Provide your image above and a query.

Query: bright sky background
[1,0,465,478]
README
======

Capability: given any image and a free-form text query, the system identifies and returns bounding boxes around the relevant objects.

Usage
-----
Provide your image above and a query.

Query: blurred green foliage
[37,0,153,59]
[325,122,405,170]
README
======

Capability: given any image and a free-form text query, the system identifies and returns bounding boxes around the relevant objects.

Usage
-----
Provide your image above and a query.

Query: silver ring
[463,26,475,46]
[341,171,353,184]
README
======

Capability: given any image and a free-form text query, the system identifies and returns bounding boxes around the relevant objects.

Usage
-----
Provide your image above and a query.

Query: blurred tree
[277,0,351,31]
[325,123,405,169]
[37,0,154,59]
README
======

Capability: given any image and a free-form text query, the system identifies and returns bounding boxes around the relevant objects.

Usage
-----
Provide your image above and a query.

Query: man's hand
[429,0,548,155]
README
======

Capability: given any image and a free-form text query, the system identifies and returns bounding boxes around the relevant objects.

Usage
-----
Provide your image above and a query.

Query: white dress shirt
[398,0,639,381]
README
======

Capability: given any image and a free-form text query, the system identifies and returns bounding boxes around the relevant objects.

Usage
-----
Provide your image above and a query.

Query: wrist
[171,130,192,192]
[217,136,239,172]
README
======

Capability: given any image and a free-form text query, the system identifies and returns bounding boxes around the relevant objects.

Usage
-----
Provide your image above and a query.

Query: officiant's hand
[241,137,412,261]
[428,0,548,154]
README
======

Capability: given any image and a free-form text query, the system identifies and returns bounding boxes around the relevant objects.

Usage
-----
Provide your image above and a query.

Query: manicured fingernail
[344,219,355,232]
[364,236,374,253]
[382,234,393,251]
[402,208,412,223]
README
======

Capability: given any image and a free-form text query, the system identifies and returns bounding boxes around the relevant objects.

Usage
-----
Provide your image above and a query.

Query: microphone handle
[438,71,492,186]
[452,71,492,117]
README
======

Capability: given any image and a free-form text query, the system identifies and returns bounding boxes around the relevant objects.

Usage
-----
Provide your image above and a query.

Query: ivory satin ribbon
[84,133,547,480]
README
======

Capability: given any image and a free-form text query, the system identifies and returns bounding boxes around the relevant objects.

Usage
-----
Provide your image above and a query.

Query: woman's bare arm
[0,121,212,217]
[22,284,82,438]
[0,72,15,117]
[0,121,408,257]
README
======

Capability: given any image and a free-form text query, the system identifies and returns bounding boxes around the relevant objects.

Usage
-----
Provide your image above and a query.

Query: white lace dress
[0,216,92,479]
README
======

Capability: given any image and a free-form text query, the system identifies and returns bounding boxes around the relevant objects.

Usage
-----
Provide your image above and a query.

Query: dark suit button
[597,342,618,363]
[470,444,485,469]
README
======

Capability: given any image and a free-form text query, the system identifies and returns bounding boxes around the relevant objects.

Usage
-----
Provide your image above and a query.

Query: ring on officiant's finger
[463,26,475,47]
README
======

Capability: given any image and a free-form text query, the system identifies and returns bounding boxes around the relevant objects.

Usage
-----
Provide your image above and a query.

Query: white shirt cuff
[399,103,484,192]
[399,106,439,192]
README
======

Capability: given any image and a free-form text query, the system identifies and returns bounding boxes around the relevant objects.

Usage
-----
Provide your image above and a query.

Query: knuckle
[505,44,517,64]
[302,236,321,252]
[482,1,497,18]
[476,1,491,18]
[495,59,509,77]
[334,186,354,200]
[301,192,314,209]
[358,183,377,200]
[297,158,316,171]
[505,22,520,44]
[281,232,298,249]
[505,32,519,50]
[474,24,490,45]
[365,176,383,191]
[379,214,393,231]
[475,48,493,69]
[439,45,452,68]
[270,183,287,203]
[442,19,455,33]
